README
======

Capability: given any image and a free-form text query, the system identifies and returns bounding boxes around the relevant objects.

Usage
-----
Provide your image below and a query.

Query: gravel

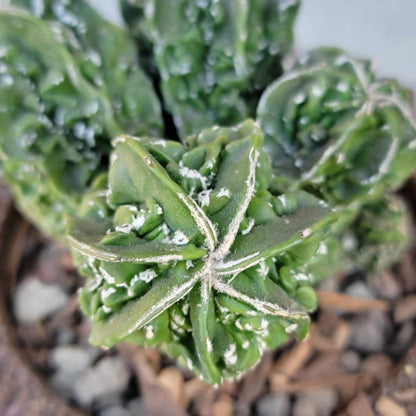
[13,277,68,324]
[73,357,131,406]
[348,310,389,353]
[293,388,338,416]
[256,393,291,416]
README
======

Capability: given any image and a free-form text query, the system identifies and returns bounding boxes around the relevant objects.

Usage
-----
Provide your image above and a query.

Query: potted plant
[1,1,415,414]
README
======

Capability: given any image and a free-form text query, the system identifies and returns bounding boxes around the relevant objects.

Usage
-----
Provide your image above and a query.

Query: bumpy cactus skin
[257,48,416,278]
[257,47,416,205]
[125,0,300,139]
[67,120,337,384]
[0,5,162,236]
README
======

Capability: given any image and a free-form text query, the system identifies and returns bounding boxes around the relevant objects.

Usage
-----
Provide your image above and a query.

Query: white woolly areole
[224,343,237,366]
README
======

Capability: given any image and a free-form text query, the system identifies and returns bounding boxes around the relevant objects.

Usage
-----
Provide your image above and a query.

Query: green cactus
[0,5,162,236]
[256,47,416,280]
[2,1,416,386]
[125,0,300,139]
[257,47,416,205]
[67,120,337,384]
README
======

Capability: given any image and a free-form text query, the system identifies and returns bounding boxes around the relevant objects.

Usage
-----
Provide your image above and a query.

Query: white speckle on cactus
[186,358,194,370]
[181,302,190,315]
[294,273,311,282]
[156,205,163,215]
[161,223,170,236]
[258,260,269,277]
[115,223,133,234]
[137,269,158,283]
[172,311,185,326]
[102,305,112,313]
[408,140,416,149]
[101,287,116,301]
[317,241,328,255]
[336,152,346,164]
[145,325,154,339]
[294,92,306,104]
[206,338,213,352]
[179,162,209,190]
[336,80,349,92]
[311,84,325,96]
[335,54,348,66]
[301,228,312,238]
[235,319,243,330]
[186,260,194,270]
[318,199,329,208]
[217,187,231,198]
[172,230,189,245]
[241,217,255,235]
[171,321,186,334]
[99,267,116,285]
[242,340,250,350]
[224,343,237,366]
[131,213,145,231]
[152,139,167,148]
[285,323,298,334]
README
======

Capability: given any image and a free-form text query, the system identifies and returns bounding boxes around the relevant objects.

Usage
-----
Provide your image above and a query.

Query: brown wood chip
[394,295,416,323]
[375,396,407,416]
[317,291,390,312]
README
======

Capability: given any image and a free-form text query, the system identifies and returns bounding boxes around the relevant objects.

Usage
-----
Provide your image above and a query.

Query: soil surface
[1,181,416,416]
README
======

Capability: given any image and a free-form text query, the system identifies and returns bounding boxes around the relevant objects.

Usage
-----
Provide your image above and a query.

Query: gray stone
[99,405,131,416]
[345,281,374,299]
[51,371,80,399]
[14,277,68,323]
[73,357,130,406]
[348,310,389,353]
[339,350,361,372]
[369,271,402,300]
[50,346,93,375]
[256,393,291,416]
[127,398,147,416]
[293,388,338,416]
[56,328,76,345]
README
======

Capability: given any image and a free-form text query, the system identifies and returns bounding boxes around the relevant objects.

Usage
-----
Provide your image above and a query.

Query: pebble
[345,281,374,299]
[339,350,361,372]
[127,398,147,415]
[293,388,338,416]
[256,393,291,416]
[73,357,130,406]
[393,295,416,323]
[369,271,402,300]
[50,346,93,375]
[99,405,131,416]
[14,277,68,324]
[348,311,389,353]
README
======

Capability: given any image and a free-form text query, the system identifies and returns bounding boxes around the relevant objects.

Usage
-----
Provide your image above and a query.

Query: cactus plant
[67,120,337,384]
[121,0,300,139]
[0,4,162,236]
[1,1,415,386]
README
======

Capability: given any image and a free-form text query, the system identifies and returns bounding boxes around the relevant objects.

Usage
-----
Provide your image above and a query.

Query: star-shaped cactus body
[67,120,337,384]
